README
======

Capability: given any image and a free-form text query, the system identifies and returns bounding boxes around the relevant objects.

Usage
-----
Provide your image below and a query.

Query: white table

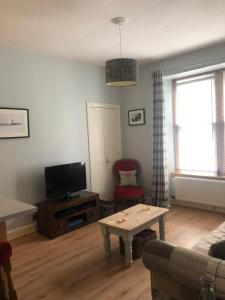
[98,204,169,267]
[0,196,37,240]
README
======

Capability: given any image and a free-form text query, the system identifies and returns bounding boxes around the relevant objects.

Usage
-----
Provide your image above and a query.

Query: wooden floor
[11,206,225,300]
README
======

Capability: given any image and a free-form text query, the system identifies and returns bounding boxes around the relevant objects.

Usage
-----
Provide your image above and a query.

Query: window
[173,71,225,175]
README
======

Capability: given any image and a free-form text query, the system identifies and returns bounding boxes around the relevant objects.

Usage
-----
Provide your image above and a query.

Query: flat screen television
[45,162,87,199]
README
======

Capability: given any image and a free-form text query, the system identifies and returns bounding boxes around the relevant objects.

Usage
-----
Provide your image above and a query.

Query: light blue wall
[3,41,225,230]
[0,45,120,230]
[121,42,225,196]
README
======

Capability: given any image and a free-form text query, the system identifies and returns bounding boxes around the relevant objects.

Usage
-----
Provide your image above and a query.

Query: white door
[87,103,121,201]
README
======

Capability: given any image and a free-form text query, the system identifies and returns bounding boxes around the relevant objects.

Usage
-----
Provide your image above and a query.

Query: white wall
[121,42,225,196]
[0,45,120,230]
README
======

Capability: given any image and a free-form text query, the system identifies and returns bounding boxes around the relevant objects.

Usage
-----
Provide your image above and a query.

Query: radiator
[174,176,225,208]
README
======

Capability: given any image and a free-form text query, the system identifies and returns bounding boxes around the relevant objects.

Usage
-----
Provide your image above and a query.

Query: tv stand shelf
[37,191,100,239]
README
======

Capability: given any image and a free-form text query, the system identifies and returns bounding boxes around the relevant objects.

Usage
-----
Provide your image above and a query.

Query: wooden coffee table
[98,204,169,267]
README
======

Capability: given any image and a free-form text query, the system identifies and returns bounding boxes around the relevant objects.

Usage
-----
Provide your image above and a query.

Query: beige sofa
[142,222,225,300]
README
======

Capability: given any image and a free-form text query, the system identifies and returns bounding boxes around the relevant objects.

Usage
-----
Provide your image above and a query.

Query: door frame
[86,102,121,196]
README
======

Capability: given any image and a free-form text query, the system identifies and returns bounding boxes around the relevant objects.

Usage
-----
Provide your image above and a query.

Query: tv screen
[45,162,87,198]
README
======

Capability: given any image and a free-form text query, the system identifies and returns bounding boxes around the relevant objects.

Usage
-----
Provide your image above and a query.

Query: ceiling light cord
[105,16,137,87]
[118,24,123,58]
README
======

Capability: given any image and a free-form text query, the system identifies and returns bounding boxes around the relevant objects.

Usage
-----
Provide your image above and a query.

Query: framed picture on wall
[128,108,145,126]
[0,108,30,139]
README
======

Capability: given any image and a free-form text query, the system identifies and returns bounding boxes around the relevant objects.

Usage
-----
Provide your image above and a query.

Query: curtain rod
[163,56,225,76]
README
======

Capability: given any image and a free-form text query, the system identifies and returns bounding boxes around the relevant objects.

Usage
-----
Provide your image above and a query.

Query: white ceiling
[0,0,225,65]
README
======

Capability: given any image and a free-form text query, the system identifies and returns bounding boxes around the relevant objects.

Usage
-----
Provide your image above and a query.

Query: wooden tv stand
[37,191,100,239]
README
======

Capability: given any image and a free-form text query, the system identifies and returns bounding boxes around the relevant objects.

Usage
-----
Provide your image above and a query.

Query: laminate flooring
[11,206,225,300]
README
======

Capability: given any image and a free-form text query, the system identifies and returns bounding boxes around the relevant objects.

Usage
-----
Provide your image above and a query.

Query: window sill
[171,171,225,181]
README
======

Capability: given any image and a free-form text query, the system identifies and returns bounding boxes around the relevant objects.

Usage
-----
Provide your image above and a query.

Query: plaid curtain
[152,71,169,207]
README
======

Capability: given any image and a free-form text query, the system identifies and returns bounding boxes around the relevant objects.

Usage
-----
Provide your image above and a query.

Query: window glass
[175,74,216,173]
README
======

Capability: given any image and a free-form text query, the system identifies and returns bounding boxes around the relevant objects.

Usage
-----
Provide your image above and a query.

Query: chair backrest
[114,159,140,174]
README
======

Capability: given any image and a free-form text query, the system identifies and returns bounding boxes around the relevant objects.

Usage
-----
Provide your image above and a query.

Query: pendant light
[105,17,138,87]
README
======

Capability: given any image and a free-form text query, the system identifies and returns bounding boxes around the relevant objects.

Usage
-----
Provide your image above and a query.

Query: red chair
[114,159,145,211]
[0,241,17,300]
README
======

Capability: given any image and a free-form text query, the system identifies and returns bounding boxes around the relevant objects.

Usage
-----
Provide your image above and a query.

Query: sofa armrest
[143,240,209,290]
[143,240,225,299]
[142,239,175,275]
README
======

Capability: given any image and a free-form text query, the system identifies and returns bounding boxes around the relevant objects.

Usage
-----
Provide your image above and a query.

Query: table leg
[0,222,7,240]
[100,225,111,258]
[123,233,133,267]
[159,215,165,241]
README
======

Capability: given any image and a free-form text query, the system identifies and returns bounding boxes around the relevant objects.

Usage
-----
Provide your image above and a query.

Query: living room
[1,1,225,300]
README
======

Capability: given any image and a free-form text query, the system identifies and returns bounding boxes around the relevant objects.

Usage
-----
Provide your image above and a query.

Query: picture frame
[0,107,30,139]
[128,108,145,126]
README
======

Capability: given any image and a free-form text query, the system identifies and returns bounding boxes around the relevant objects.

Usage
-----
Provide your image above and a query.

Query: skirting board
[172,198,225,214]
[7,223,37,241]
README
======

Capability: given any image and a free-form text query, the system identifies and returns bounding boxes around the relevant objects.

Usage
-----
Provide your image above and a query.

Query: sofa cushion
[208,240,225,259]
[193,221,225,254]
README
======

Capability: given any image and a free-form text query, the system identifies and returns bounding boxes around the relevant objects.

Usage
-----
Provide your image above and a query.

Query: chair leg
[141,196,145,204]
[115,197,146,212]
[0,266,8,300]
[115,199,125,212]
[3,261,18,300]
[114,199,118,212]
[116,199,142,212]
[115,199,121,212]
